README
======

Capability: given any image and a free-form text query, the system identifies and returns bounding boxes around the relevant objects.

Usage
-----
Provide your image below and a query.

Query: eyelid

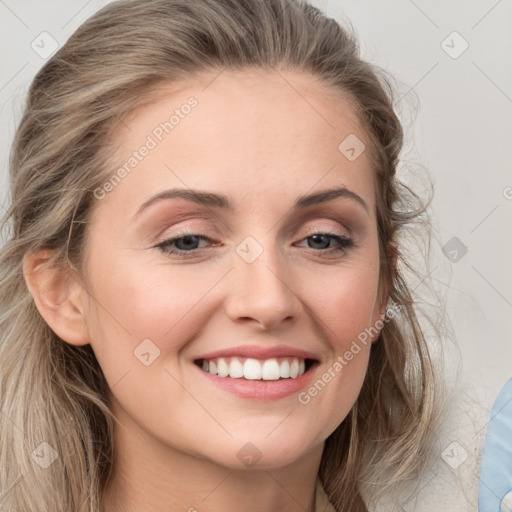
[299,223,349,239]
[155,225,354,254]
[156,221,350,244]
[154,224,218,245]
[154,215,353,242]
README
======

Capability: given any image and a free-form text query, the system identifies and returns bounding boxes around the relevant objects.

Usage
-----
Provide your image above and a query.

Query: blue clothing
[478,378,512,512]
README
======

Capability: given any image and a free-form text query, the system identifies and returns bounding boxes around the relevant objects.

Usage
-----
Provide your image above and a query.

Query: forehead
[95,68,375,219]
[111,67,368,160]
[121,67,364,126]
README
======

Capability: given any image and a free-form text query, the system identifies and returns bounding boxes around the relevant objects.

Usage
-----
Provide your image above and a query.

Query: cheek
[314,264,381,346]
[82,257,207,416]
[297,271,379,439]
[84,252,218,358]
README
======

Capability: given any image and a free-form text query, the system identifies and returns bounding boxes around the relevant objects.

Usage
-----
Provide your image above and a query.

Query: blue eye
[302,233,354,253]
[155,232,354,257]
[156,234,210,255]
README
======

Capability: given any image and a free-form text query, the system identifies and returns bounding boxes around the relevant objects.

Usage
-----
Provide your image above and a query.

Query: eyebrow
[133,185,369,220]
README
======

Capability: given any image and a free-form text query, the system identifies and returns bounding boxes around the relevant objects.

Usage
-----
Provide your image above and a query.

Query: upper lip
[194,344,320,362]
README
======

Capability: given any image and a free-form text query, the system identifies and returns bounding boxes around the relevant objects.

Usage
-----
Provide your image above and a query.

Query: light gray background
[1,1,511,510]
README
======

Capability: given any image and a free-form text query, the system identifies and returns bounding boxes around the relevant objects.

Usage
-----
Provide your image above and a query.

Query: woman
[0,0,441,510]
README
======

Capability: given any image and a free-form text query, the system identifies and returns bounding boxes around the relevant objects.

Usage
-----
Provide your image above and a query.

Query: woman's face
[80,68,387,469]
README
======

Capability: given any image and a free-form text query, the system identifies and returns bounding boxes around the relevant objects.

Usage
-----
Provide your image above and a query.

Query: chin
[202,434,319,471]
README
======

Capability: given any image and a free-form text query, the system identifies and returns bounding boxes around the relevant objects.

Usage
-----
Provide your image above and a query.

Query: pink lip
[193,359,320,400]
[194,344,320,362]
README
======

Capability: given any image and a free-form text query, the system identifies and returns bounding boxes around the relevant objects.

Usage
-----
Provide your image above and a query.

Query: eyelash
[155,229,354,258]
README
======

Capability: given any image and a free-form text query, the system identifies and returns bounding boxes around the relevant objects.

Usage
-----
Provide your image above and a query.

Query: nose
[223,239,302,330]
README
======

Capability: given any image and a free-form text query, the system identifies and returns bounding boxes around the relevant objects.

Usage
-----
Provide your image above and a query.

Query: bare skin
[24,68,388,512]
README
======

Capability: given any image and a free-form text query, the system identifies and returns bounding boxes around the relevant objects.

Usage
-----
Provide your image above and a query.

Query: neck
[101,405,324,512]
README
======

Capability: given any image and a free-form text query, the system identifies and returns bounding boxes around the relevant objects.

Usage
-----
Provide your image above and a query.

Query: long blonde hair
[0,1,442,510]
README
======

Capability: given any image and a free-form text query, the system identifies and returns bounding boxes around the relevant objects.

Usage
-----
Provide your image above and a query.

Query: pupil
[178,235,198,250]
[310,234,328,249]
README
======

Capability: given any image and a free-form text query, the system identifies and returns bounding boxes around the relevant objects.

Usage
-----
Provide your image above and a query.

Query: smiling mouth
[194,357,317,381]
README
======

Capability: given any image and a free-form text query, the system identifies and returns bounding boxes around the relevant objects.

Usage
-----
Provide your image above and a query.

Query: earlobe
[22,249,90,346]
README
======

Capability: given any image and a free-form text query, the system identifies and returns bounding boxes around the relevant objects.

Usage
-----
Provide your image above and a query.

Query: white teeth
[279,359,290,378]
[261,359,280,380]
[228,358,244,378]
[290,359,299,378]
[201,357,308,380]
[243,358,261,380]
[217,357,229,377]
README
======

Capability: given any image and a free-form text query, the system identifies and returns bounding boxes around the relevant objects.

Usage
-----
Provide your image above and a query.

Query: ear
[22,249,90,346]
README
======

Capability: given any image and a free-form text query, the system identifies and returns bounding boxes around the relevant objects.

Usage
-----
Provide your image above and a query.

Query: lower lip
[193,361,319,400]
